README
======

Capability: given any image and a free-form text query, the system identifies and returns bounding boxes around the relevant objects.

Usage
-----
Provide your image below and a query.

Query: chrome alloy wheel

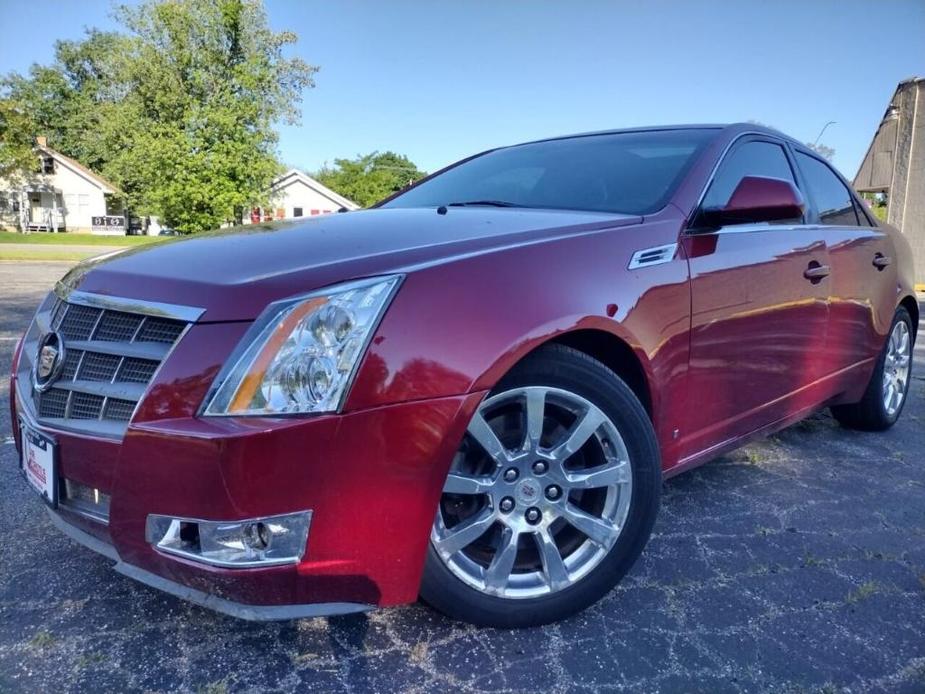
[431,386,633,599]
[883,320,912,417]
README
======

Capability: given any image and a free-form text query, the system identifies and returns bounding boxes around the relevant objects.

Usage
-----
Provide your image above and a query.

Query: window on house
[42,156,55,174]
[293,207,303,217]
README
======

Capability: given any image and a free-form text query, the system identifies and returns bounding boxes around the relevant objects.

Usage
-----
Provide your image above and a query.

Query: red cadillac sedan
[11,124,917,628]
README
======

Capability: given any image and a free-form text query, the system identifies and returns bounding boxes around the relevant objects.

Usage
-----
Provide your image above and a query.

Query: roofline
[511,124,725,148]
[851,79,916,185]
[492,122,805,152]
[271,169,359,210]
[38,145,122,195]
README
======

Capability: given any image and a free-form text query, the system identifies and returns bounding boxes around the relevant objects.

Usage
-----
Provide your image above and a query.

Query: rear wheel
[420,344,660,628]
[831,307,914,431]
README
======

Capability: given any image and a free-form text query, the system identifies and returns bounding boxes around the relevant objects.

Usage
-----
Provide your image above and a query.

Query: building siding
[855,78,925,284]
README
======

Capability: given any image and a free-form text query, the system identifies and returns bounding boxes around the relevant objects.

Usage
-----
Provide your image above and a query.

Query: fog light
[145,510,311,568]
[243,522,271,551]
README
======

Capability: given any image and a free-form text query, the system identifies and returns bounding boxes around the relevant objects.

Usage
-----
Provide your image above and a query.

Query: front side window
[293,207,303,217]
[702,141,797,210]
[795,152,859,226]
[382,129,717,215]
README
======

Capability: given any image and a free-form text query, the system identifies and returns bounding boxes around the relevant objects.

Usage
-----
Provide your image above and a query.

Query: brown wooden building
[854,77,925,285]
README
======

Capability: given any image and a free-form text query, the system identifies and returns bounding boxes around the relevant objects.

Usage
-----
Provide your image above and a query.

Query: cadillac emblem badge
[33,331,66,392]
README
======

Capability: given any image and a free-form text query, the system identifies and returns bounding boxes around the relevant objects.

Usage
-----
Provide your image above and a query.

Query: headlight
[202,275,401,416]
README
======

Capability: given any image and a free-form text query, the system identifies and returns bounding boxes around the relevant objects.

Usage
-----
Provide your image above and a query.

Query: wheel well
[547,330,652,417]
[900,295,920,340]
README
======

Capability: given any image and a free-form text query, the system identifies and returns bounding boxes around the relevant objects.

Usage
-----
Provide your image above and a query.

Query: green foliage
[0,97,37,183]
[316,151,427,208]
[747,121,836,161]
[2,0,317,232]
[805,142,835,161]
[860,192,888,222]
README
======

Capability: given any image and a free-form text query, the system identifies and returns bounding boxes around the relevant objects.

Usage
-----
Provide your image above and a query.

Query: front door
[679,138,830,459]
[29,194,43,226]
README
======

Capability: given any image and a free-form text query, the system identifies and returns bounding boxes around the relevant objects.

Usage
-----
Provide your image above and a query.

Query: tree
[0,97,38,184]
[316,151,427,207]
[747,120,836,161]
[805,142,835,161]
[2,0,317,232]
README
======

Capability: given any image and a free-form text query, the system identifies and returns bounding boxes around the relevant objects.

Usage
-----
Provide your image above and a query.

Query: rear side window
[795,152,860,226]
[702,141,797,210]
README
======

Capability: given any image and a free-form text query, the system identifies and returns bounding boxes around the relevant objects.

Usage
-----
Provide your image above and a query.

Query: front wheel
[831,306,914,431]
[419,345,661,628]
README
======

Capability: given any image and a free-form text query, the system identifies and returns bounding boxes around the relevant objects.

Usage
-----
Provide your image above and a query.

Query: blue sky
[1,0,923,178]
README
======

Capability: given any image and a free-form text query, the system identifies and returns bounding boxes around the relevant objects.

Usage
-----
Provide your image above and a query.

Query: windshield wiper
[445,200,525,208]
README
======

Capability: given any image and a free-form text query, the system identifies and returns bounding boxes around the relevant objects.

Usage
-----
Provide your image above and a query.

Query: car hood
[62,207,642,321]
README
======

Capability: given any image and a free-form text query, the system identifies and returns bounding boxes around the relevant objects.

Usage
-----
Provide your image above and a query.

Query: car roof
[510,122,802,149]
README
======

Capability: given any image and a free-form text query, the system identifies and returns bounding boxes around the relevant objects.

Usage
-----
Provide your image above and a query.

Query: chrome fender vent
[627,243,678,270]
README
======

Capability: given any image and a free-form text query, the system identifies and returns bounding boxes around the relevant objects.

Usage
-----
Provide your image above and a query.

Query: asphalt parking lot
[0,261,923,693]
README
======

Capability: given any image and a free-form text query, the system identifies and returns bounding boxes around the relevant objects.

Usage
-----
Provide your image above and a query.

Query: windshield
[381,129,717,215]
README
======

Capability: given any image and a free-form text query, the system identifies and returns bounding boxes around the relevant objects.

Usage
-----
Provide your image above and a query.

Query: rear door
[791,150,896,382]
[681,138,830,457]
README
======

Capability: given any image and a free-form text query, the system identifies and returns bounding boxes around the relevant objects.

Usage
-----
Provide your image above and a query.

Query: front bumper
[14,384,484,618]
[45,508,368,621]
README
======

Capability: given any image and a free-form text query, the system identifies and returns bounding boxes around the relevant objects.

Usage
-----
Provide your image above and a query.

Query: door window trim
[686,133,809,234]
[790,147,878,228]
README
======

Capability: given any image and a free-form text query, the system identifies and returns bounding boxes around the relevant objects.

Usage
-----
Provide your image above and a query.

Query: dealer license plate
[19,421,57,506]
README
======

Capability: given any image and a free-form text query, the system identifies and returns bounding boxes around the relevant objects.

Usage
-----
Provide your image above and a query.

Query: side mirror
[699,176,805,228]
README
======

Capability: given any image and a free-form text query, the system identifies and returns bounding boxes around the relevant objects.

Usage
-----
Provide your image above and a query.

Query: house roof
[853,77,923,192]
[271,169,359,210]
[38,145,123,195]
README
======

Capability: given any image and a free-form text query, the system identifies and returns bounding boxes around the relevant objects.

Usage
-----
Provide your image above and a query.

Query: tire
[420,344,661,628]
[831,306,914,431]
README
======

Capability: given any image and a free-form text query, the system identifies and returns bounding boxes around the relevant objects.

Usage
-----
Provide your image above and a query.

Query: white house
[248,169,359,223]
[0,137,126,234]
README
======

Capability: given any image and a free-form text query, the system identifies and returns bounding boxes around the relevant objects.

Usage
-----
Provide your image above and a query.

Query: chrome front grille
[17,288,200,438]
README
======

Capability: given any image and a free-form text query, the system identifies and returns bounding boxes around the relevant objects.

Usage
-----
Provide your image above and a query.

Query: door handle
[803,262,830,282]
[872,253,891,270]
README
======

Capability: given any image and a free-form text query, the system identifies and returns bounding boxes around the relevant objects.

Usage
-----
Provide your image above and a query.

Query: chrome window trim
[689,130,775,216]
[689,222,818,236]
[685,130,805,235]
[791,148,873,229]
[55,283,205,323]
